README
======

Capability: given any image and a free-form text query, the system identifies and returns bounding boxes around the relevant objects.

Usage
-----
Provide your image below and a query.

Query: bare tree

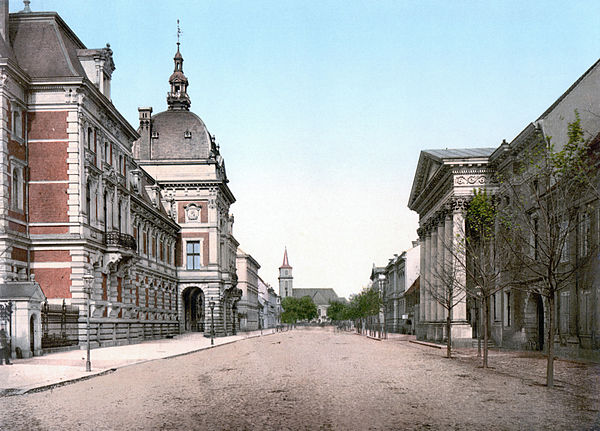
[424,194,507,366]
[496,117,598,387]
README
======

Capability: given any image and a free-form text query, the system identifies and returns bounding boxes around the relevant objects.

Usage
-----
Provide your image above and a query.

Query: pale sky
[16,1,600,299]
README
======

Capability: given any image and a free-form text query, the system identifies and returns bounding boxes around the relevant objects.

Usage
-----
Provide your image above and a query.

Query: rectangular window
[12,110,23,139]
[504,291,511,327]
[186,241,201,269]
[581,290,592,335]
[560,220,569,263]
[11,166,24,211]
[579,211,591,258]
[560,291,570,335]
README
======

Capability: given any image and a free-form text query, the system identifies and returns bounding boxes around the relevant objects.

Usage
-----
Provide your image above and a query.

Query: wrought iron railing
[104,232,137,251]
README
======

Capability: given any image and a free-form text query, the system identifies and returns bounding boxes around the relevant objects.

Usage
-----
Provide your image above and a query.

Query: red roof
[280,248,292,269]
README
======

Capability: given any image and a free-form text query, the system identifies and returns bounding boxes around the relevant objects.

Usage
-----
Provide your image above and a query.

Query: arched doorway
[524,292,544,351]
[183,287,205,332]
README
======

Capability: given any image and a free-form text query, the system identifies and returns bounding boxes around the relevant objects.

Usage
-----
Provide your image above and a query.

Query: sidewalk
[0,328,276,396]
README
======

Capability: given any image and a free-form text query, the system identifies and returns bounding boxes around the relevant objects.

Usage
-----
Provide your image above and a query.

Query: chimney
[135,107,153,159]
[0,0,8,43]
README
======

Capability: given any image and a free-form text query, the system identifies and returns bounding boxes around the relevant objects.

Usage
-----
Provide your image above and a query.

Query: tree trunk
[547,294,555,388]
[477,301,482,358]
[483,296,489,369]
[446,315,452,358]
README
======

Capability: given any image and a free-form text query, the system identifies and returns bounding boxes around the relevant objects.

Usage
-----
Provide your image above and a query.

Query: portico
[409,148,495,346]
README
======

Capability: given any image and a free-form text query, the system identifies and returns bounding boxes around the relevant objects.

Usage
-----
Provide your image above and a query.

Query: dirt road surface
[0,328,598,430]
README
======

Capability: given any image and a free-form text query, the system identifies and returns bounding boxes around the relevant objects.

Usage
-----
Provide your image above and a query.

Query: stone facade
[0,2,260,356]
[408,59,600,357]
[380,241,420,334]
[236,249,260,331]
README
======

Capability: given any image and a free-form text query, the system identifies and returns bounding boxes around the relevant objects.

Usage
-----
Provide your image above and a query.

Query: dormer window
[151,131,159,139]
[184,130,192,139]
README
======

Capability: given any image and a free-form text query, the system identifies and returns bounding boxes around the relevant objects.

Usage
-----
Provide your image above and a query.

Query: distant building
[236,249,260,331]
[278,249,344,322]
[379,241,420,334]
[278,248,293,298]
[258,276,279,328]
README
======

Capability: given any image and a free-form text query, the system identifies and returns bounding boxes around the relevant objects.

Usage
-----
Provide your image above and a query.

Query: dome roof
[147,110,212,160]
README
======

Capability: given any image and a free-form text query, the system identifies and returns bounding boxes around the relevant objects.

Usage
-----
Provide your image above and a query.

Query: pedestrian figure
[0,328,12,365]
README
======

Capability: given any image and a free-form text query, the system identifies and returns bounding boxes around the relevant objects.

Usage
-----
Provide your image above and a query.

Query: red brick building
[0,2,216,357]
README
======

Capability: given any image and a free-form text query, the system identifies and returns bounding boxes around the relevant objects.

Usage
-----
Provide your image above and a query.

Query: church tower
[278,248,293,298]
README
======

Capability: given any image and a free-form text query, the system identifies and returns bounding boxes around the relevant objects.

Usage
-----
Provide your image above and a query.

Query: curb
[3,331,278,397]
[409,339,443,349]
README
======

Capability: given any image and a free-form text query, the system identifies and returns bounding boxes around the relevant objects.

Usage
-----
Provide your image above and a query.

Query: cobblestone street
[0,328,598,430]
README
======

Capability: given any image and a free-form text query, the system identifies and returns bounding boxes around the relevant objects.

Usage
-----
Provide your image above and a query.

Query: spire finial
[176,19,181,50]
[22,0,32,12]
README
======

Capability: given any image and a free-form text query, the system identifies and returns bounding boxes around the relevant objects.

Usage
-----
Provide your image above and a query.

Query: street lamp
[209,301,215,345]
[82,273,94,372]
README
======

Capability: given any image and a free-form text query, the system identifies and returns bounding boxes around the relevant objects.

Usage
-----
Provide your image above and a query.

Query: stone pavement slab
[0,329,276,396]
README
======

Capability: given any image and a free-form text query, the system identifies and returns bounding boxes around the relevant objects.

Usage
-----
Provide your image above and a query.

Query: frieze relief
[454,174,487,186]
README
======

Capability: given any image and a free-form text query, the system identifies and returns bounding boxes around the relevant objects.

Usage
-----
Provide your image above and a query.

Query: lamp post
[82,273,94,372]
[209,301,215,345]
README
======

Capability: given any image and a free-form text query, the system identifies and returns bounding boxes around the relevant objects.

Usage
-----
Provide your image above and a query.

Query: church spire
[280,247,291,269]
[167,19,191,111]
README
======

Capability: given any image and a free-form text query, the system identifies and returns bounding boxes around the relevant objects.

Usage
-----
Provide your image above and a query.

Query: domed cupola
[167,38,191,111]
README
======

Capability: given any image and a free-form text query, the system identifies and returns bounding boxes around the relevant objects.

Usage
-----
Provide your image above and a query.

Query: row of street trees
[422,115,599,387]
[327,286,382,336]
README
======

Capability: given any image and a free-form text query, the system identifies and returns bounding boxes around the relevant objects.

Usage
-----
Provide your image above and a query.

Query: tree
[464,189,507,368]
[280,296,318,323]
[280,297,298,324]
[421,235,468,359]
[497,115,598,387]
[297,296,318,321]
[345,286,382,336]
[326,301,347,322]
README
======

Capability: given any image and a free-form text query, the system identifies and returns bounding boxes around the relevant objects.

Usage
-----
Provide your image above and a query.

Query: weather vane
[177,19,182,48]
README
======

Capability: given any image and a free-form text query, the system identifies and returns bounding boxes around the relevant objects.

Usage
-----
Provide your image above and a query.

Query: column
[437,217,445,323]
[452,207,467,321]
[424,231,431,322]
[431,224,438,323]
[419,233,426,327]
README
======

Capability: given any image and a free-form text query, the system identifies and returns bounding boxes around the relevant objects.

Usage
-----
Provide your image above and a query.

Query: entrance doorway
[537,294,544,351]
[183,287,205,332]
[30,315,35,355]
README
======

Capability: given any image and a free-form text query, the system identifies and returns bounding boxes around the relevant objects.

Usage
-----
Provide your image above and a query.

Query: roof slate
[422,148,496,161]
[148,110,212,160]
[292,288,343,305]
[9,14,86,78]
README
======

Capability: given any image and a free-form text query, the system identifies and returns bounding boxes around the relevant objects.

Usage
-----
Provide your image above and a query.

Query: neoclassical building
[408,149,496,346]
[408,58,600,357]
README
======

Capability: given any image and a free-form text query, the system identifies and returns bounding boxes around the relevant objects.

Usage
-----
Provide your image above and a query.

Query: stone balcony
[104,231,137,252]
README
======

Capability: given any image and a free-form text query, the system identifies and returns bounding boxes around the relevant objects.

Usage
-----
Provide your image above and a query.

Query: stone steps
[472,339,496,348]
